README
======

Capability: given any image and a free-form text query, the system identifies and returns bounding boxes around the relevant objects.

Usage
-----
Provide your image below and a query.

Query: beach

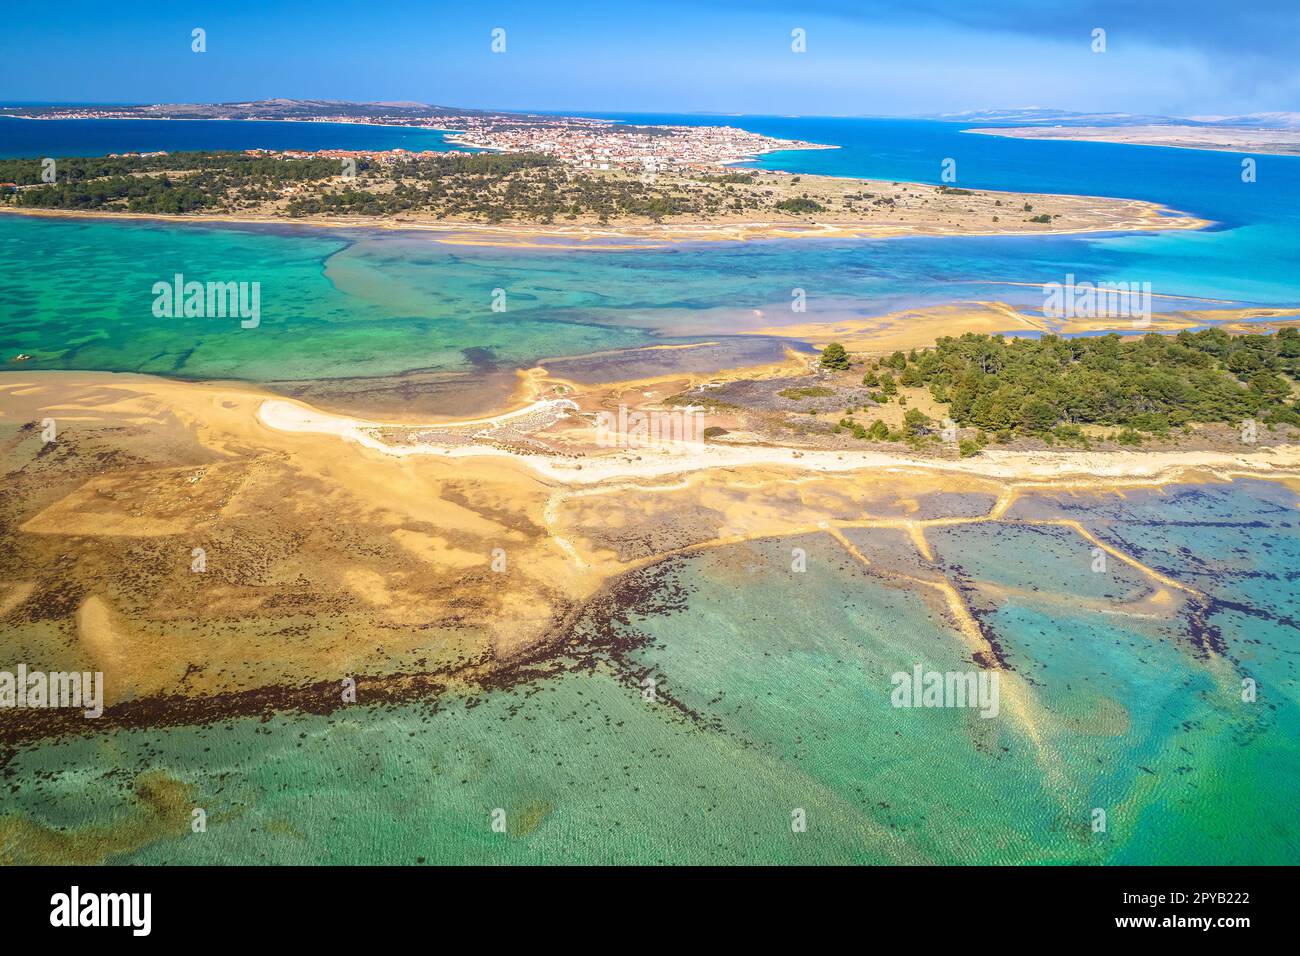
[252,388,1300,487]
[737,301,1300,353]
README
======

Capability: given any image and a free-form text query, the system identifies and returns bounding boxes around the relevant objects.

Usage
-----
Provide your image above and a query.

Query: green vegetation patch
[901,329,1300,435]
[775,196,826,214]
[777,385,835,400]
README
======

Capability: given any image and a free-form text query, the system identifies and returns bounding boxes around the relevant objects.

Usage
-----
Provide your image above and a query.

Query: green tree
[1019,398,1060,433]
[820,342,850,370]
[903,408,932,437]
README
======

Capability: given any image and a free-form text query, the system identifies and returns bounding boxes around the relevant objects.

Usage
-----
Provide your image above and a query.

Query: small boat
[12,353,32,362]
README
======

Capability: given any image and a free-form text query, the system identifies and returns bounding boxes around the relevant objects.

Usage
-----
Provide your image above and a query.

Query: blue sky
[1,1,1296,116]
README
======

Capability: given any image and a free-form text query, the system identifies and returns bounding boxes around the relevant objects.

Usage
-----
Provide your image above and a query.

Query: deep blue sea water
[599,113,1299,225]
[606,113,1300,307]
[0,116,461,157]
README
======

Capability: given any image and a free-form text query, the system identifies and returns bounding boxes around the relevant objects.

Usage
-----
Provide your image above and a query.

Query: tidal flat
[0,481,1295,864]
[1,369,1296,863]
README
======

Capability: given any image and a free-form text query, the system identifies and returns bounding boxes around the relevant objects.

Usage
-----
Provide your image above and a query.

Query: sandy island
[737,301,1300,354]
[966,125,1300,157]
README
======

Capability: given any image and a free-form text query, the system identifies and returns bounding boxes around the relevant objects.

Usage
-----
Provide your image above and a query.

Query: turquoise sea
[2,481,1295,864]
[0,116,1297,864]
[3,116,1300,388]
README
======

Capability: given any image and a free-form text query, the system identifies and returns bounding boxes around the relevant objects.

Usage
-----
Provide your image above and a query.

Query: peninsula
[0,148,1206,243]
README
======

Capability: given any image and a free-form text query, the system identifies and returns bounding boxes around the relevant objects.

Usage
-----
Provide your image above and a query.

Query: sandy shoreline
[9,368,1296,493]
[2,368,1296,736]
[253,393,1300,489]
[0,189,1209,247]
[741,301,1300,353]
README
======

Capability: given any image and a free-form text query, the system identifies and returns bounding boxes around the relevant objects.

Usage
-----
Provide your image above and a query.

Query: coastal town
[228,115,824,172]
[441,116,831,169]
[1,99,829,169]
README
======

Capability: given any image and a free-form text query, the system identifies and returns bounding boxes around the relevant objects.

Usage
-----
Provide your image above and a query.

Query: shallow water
[3,117,1299,391]
[1,117,1296,866]
[2,480,1294,864]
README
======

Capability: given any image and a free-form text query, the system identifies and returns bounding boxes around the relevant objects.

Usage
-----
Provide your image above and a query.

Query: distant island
[0,98,507,123]
[944,107,1300,156]
[966,125,1300,156]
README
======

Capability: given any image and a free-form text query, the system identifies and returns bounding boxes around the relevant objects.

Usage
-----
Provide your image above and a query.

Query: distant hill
[0,98,528,121]
[934,107,1300,131]
[1187,112,1300,129]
